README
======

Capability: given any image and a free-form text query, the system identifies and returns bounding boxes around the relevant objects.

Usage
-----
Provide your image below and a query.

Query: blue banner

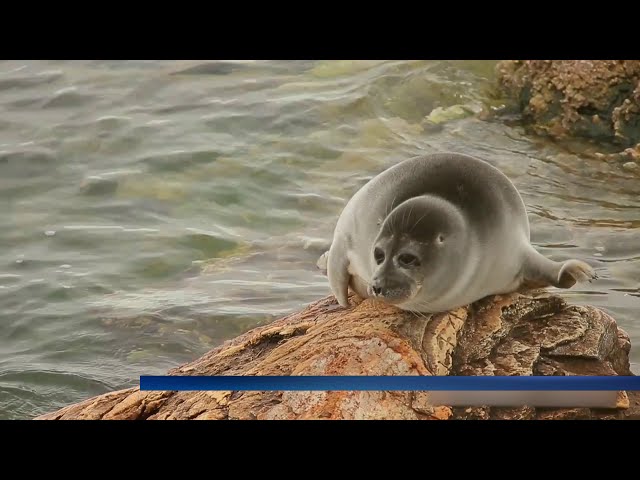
[139,375,638,391]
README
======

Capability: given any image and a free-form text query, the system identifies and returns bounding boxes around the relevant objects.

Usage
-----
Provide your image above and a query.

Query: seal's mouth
[367,283,417,305]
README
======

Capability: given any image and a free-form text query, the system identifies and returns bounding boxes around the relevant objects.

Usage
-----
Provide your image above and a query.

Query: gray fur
[321,152,597,312]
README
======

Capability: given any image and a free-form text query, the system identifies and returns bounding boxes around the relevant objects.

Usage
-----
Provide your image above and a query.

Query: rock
[35,290,639,420]
[425,105,475,125]
[495,60,640,149]
[79,175,119,196]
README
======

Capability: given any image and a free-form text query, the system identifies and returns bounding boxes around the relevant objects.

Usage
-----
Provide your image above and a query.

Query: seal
[318,152,597,313]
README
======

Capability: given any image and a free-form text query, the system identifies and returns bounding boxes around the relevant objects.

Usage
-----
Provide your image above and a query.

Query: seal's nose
[371,277,385,296]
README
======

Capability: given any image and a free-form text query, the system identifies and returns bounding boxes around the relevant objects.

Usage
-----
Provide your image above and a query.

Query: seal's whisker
[411,213,427,233]
[406,203,415,230]
[409,300,434,317]
[385,195,398,235]
[409,307,430,321]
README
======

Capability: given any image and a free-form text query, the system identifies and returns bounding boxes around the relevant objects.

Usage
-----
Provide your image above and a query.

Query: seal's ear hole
[437,234,445,244]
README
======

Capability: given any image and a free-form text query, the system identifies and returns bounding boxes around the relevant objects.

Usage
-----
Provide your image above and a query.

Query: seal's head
[368,195,467,310]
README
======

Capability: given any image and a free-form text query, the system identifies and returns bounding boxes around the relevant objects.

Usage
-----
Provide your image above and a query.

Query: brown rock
[35,291,640,420]
[496,60,640,149]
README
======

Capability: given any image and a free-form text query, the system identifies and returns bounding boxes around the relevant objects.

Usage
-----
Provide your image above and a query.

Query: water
[0,60,638,419]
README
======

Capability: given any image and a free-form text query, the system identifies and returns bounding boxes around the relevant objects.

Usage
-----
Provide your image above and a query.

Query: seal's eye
[398,253,420,267]
[374,248,385,265]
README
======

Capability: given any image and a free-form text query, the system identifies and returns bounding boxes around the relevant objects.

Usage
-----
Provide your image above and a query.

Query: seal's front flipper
[327,246,351,308]
[316,251,329,276]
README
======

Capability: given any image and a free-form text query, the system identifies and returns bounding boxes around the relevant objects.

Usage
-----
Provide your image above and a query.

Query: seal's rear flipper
[523,248,598,289]
[557,259,598,288]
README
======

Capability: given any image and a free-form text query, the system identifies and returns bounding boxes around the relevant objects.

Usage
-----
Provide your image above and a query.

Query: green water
[0,60,638,419]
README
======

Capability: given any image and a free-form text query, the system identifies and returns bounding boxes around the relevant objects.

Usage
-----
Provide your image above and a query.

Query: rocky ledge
[36,290,639,420]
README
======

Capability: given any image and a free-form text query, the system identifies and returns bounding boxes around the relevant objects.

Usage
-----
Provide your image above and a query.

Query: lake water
[0,60,638,419]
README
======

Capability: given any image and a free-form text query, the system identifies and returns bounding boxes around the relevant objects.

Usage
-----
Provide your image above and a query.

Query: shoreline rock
[495,60,640,162]
[35,291,640,420]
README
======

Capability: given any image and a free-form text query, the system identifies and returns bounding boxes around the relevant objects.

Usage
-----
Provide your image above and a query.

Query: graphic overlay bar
[140,376,634,408]
[140,375,638,391]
